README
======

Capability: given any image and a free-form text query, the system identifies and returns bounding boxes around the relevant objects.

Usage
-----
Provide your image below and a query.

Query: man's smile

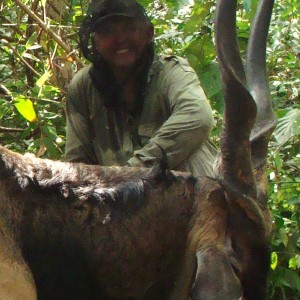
[116,48,130,54]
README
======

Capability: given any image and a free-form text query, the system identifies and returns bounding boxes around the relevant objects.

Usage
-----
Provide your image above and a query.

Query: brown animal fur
[0,0,276,299]
[0,146,271,299]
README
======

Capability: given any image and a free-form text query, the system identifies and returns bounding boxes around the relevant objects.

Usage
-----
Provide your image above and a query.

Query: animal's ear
[190,249,243,300]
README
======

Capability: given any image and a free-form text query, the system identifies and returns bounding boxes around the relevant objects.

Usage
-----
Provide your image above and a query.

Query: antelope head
[186,0,277,299]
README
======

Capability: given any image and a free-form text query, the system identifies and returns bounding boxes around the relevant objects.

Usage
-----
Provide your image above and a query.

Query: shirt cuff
[127,156,146,167]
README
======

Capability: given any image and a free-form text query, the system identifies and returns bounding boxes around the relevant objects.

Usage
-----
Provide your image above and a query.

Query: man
[65,0,217,176]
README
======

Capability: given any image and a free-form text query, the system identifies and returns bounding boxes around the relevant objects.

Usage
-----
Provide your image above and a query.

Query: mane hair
[0,146,178,215]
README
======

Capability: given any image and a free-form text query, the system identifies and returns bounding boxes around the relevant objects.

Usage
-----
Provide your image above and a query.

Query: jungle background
[0,0,299,298]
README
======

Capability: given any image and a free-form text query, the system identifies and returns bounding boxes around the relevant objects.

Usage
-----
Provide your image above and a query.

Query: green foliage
[275,108,300,145]
[0,0,83,157]
[0,0,299,298]
[265,1,300,298]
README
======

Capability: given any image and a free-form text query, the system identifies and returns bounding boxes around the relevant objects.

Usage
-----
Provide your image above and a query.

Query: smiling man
[65,0,217,177]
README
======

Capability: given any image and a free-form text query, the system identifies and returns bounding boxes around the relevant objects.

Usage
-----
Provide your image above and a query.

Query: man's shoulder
[159,54,188,64]
[156,54,195,74]
[69,65,93,88]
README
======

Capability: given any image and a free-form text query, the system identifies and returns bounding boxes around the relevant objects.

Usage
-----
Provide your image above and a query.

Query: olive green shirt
[65,55,217,176]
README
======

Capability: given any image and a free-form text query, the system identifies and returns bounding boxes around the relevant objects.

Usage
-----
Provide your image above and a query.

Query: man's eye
[96,25,112,36]
[95,22,137,37]
[127,24,136,30]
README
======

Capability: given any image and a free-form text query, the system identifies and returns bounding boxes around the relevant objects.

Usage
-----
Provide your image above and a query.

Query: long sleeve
[128,57,215,170]
[64,67,97,164]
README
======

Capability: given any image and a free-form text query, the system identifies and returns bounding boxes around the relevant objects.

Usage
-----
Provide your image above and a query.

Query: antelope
[0,0,276,299]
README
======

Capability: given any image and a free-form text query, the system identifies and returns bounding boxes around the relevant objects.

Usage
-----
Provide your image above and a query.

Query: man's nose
[111,24,133,41]
[114,30,127,42]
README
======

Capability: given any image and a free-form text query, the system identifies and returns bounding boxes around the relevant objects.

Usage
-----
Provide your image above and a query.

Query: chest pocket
[138,93,170,144]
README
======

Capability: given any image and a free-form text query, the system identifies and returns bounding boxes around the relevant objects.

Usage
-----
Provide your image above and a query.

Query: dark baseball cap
[86,0,150,31]
[79,0,151,62]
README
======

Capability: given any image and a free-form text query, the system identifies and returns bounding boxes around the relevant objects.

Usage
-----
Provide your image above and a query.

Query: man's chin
[111,60,137,71]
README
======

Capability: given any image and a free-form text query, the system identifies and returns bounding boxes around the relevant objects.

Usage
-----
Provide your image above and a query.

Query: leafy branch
[0,126,23,133]
[1,38,41,77]
[13,0,84,68]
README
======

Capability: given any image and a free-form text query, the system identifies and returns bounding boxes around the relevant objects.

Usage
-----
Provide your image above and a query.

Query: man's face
[94,16,153,71]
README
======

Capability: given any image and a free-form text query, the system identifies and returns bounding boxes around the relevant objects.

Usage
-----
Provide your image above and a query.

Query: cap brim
[92,13,136,31]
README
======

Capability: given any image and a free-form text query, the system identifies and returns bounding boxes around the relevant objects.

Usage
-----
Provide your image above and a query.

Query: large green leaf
[274,108,300,145]
[281,267,300,291]
[163,0,189,10]
[14,96,38,123]
[137,0,153,7]
[36,71,52,87]
[196,62,224,113]
[271,252,278,270]
[183,1,214,36]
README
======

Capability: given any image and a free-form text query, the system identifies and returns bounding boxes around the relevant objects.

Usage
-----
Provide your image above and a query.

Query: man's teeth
[116,49,129,54]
